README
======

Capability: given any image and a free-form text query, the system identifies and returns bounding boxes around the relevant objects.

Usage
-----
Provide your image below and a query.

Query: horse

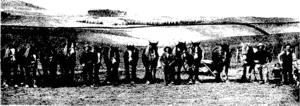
[187,42,204,83]
[221,43,231,82]
[93,45,103,85]
[22,43,38,87]
[142,41,159,84]
[103,46,120,85]
[1,44,19,87]
[172,41,188,84]
[59,41,76,86]
[238,42,255,81]
[124,45,139,83]
[211,44,226,82]
[40,44,58,87]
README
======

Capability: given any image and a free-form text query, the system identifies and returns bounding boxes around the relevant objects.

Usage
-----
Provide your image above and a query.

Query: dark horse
[58,41,76,86]
[22,43,38,87]
[187,42,204,83]
[211,43,232,82]
[124,45,139,83]
[1,44,19,87]
[142,41,159,84]
[103,46,120,85]
[40,44,58,87]
[172,42,188,84]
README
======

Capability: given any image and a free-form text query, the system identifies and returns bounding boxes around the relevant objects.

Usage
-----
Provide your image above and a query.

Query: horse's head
[126,45,135,62]
[191,42,201,59]
[147,41,159,60]
[221,43,229,52]
[110,46,119,64]
[127,45,135,51]
[174,41,187,57]
[148,41,158,53]
[176,41,187,53]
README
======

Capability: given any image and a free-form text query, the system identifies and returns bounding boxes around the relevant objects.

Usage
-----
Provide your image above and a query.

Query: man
[160,46,175,85]
[278,44,297,85]
[254,43,272,84]
[80,45,96,86]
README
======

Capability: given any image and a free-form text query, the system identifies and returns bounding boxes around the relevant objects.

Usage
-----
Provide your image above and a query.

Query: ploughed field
[1,67,299,105]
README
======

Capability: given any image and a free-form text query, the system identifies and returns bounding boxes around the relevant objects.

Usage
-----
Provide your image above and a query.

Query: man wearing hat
[278,44,297,85]
[254,43,272,84]
[160,46,175,85]
[80,44,96,86]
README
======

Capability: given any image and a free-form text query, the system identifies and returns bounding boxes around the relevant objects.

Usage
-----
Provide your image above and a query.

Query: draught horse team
[1,40,299,88]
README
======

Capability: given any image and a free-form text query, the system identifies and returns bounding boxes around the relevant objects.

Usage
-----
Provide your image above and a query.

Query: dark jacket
[255,49,271,64]
[80,51,96,65]
[160,52,175,66]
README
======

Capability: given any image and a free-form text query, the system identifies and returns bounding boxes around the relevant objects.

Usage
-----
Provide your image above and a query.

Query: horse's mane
[4,48,10,58]
[63,44,68,56]
[145,45,150,55]
[172,46,177,56]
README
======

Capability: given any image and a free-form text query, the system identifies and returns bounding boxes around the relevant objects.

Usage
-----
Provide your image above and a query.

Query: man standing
[278,44,297,85]
[80,45,96,86]
[160,46,175,85]
[254,43,272,84]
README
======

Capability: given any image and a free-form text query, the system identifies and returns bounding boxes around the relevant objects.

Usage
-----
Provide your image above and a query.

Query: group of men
[1,42,299,88]
[240,43,298,85]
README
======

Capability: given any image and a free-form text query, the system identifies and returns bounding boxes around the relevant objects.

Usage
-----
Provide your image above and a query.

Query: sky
[21,0,300,18]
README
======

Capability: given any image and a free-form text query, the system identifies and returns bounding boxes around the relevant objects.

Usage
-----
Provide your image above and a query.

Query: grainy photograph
[1,0,300,105]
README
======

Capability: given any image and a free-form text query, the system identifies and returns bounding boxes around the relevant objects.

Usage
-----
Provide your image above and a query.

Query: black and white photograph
[1,0,300,105]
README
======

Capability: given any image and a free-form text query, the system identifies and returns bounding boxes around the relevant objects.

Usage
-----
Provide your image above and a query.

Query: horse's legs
[187,64,193,82]
[242,64,247,81]
[163,64,169,85]
[106,65,112,84]
[177,64,182,83]
[49,63,57,87]
[224,61,230,81]
[152,66,157,83]
[82,65,88,86]
[132,64,137,82]
[19,63,25,85]
[41,62,49,86]
[124,62,130,81]
[194,64,200,82]
[94,63,100,85]
[144,65,151,83]
[248,63,255,82]
[11,62,19,86]
[70,66,75,86]
[112,64,119,84]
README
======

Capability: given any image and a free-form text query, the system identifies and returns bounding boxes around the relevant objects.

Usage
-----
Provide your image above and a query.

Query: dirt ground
[1,68,299,105]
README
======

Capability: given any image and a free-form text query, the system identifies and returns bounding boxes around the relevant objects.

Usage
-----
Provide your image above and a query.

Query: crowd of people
[1,41,299,88]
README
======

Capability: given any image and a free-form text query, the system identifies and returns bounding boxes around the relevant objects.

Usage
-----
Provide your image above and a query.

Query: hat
[258,43,264,46]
